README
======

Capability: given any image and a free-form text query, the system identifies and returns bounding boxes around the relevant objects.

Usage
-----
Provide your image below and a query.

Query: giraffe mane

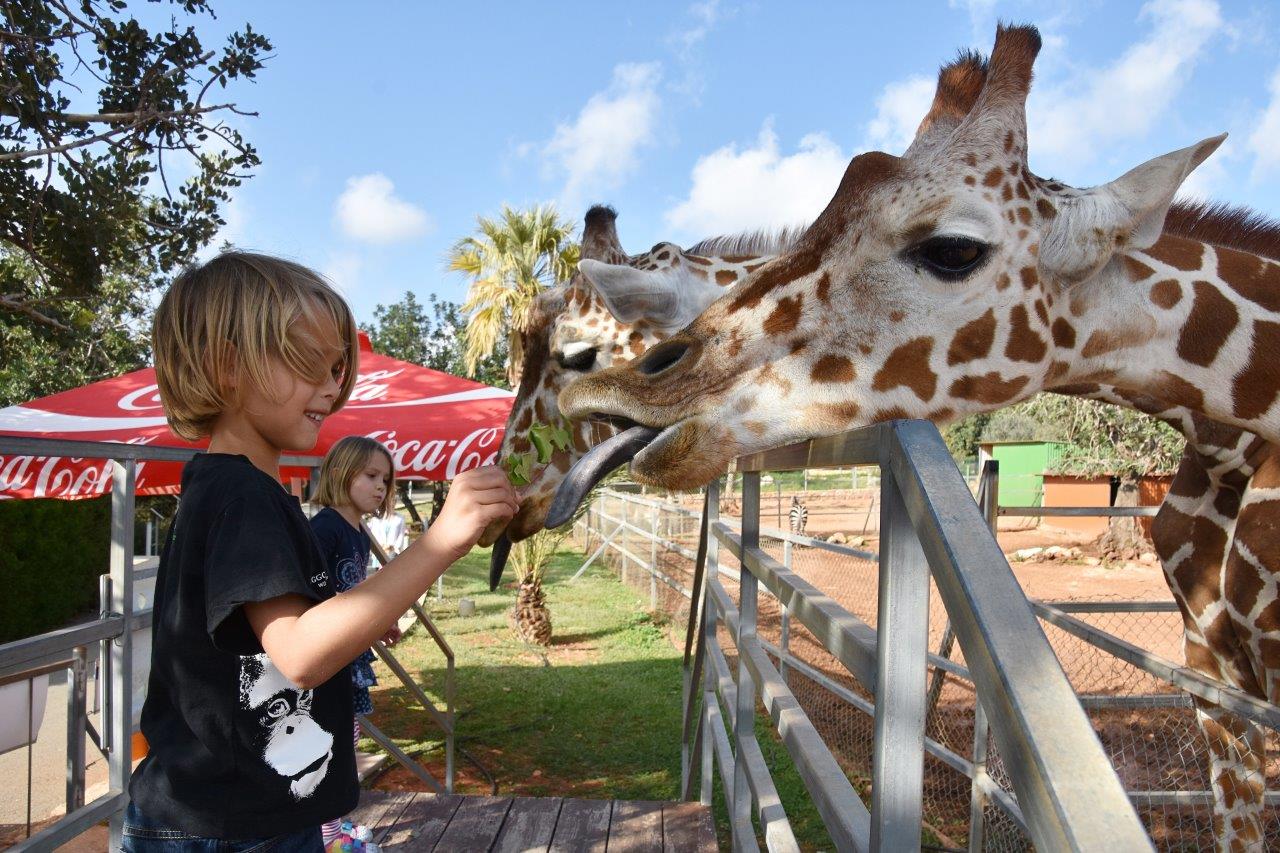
[685,224,807,257]
[1164,199,1280,264]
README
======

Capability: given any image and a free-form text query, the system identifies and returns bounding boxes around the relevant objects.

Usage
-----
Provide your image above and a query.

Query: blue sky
[177,0,1280,325]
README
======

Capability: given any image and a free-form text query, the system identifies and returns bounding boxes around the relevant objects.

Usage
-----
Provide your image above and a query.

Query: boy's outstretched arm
[245,466,518,689]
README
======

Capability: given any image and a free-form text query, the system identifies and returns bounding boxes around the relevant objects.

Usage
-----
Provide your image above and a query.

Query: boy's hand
[425,466,519,561]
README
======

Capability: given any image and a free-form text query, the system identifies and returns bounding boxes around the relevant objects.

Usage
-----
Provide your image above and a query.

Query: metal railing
[576,420,1152,850]
[0,435,457,848]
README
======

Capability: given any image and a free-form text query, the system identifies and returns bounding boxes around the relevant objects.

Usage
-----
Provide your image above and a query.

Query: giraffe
[482,204,798,559]
[560,25,1280,851]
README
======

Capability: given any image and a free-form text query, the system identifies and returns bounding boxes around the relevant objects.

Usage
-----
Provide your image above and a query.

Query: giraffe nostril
[636,338,690,376]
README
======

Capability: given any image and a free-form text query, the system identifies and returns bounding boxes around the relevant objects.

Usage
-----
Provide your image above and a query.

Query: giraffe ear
[1038,134,1227,285]
[578,259,721,329]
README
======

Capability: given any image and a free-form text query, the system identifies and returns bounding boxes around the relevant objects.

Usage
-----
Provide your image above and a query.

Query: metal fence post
[732,472,761,851]
[700,479,721,808]
[108,459,136,849]
[780,539,792,686]
[969,698,991,851]
[67,646,87,812]
[650,502,659,611]
[872,463,928,852]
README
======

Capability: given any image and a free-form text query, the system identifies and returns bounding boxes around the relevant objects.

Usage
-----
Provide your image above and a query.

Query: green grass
[364,545,839,850]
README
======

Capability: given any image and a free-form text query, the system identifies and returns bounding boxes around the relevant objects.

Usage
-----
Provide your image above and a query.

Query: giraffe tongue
[488,532,513,592]
[545,425,661,529]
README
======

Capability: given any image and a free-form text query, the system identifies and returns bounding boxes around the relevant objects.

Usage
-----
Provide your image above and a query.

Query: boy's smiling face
[211,309,349,472]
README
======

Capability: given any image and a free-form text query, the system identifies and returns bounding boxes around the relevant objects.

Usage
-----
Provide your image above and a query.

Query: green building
[977,440,1064,507]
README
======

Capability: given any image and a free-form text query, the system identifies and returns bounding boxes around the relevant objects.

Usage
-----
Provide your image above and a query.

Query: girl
[309,436,402,846]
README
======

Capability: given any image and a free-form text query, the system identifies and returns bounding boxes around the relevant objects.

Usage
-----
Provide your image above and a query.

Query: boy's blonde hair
[313,436,397,517]
[153,251,359,441]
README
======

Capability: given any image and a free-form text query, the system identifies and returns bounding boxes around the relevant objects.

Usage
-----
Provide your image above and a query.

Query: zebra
[788,496,808,538]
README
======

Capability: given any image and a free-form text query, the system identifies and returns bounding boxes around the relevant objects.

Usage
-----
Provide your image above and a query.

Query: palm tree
[446,205,579,386]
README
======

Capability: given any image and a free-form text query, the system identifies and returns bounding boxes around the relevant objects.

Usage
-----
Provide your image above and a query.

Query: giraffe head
[560,24,1225,490]
[483,206,786,548]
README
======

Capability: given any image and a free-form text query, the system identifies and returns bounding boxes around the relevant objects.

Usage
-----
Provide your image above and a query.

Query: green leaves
[502,418,575,486]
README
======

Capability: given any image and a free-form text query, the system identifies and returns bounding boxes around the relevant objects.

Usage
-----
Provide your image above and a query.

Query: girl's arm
[245,466,518,689]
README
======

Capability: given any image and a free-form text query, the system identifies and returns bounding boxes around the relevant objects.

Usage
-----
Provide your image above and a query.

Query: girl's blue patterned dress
[311,507,378,715]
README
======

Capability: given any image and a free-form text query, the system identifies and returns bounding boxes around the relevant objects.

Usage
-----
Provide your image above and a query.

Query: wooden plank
[608,800,664,853]
[491,797,563,853]
[662,801,718,852]
[347,790,413,835]
[432,795,513,850]
[380,792,462,850]
[548,799,613,853]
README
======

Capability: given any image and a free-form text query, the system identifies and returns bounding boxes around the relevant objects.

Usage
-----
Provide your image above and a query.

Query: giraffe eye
[557,345,598,372]
[911,236,988,281]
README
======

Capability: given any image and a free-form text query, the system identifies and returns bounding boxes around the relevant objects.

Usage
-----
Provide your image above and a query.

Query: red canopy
[0,333,514,500]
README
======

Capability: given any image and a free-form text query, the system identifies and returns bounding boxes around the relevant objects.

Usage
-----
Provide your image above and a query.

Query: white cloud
[664,121,848,237]
[1027,0,1223,172]
[864,75,936,154]
[948,0,999,44]
[541,62,662,212]
[322,251,362,295]
[1248,65,1280,181]
[334,173,432,244]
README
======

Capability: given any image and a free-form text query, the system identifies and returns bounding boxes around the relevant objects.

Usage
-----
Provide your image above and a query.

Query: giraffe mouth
[544,424,663,528]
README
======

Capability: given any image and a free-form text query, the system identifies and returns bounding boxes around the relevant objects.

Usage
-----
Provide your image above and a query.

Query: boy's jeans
[121,801,324,852]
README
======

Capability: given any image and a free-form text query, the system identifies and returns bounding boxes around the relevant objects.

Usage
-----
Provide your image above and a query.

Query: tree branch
[0,294,73,333]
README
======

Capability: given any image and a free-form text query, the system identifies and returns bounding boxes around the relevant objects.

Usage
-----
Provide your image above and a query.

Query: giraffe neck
[1059,233,1280,444]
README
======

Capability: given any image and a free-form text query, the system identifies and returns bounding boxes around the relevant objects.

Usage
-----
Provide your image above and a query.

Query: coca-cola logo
[366,426,503,479]
[113,369,403,413]
[0,436,160,499]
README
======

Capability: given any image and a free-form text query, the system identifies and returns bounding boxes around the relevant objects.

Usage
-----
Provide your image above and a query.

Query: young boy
[126,252,518,850]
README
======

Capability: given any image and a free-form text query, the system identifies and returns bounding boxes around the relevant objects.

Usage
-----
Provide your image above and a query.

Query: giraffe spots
[1218,246,1280,313]
[1003,130,1015,153]
[1019,266,1038,289]
[1123,256,1155,282]
[1015,181,1030,201]
[889,310,905,323]
[1005,305,1048,362]
[745,261,769,273]
[687,254,712,266]
[811,354,855,383]
[1150,279,1182,309]
[963,154,978,167]
[1050,318,1076,349]
[816,401,861,424]
[1156,371,1205,412]
[872,337,937,401]
[948,372,1029,404]
[726,332,744,358]
[611,344,624,356]
[534,398,547,423]
[1232,320,1280,420]
[688,267,710,281]
[628,330,645,357]
[789,338,809,355]
[715,270,738,286]
[946,308,996,366]
[743,420,768,437]
[764,294,804,336]
[1226,545,1268,619]
[926,407,955,423]
[1016,207,1033,226]
[816,271,832,304]
[858,343,873,355]
[1035,198,1057,220]
[1033,299,1049,326]
[1081,329,1139,359]
[515,409,533,433]
[871,406,910,422]
[996,272,1011,291]
[1178,281,1239,367]
[1147,236,1204,272]
[1005,209,1017,224]
[964,175,976,186]
[1001,183,1013,203]
[982,166,1003,187]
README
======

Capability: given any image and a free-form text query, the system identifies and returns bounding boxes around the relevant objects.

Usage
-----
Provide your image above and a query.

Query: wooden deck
[349,791,718,852]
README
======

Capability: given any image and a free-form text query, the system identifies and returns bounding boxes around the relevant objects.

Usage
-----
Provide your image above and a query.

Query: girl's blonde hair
[313,436,396,518]
[152,251,359,441]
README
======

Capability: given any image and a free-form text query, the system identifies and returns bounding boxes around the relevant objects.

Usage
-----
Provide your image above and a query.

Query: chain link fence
[571,480,1280,851]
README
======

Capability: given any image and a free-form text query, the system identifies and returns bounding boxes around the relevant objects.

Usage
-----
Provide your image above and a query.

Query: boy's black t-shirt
[130,453,358,838]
